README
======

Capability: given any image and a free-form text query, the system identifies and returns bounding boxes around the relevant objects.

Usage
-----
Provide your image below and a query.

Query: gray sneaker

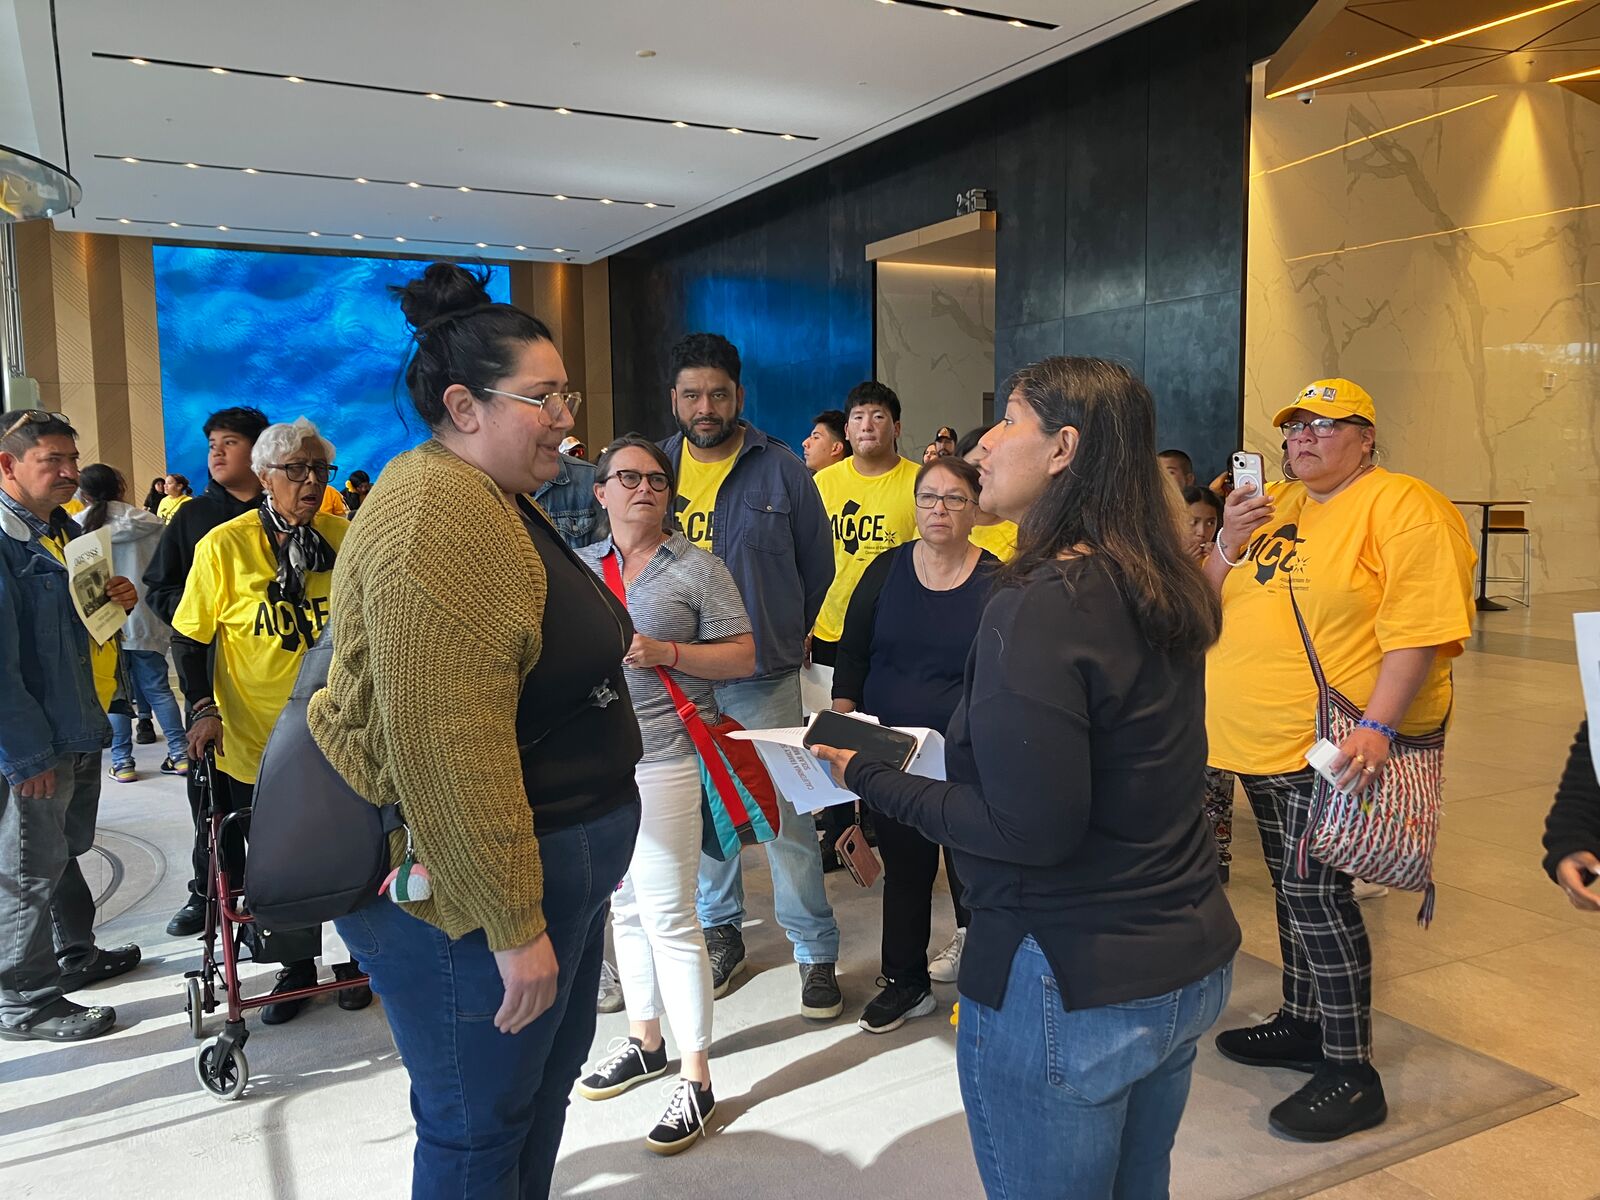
[704,924,745,998]
[596,959,624,1014]
[799,962,843,1021]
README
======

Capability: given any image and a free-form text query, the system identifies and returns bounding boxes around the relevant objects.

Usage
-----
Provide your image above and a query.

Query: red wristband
[669,642,680,668]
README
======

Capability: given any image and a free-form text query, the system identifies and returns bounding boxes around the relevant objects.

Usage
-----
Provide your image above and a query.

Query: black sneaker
[799,962,843,1021]
[166,895,206,937]
[578,1036,667,1100]
[260,960,318,1025]
[1215,1010,1324,1072]
[134,718,158,744]
[1269,1063,1387,1142]
[646,1078,715,1156]
[704,923,745,999]
[859,977,936,1034]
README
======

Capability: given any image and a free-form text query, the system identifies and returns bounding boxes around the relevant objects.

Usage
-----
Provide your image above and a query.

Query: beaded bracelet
[1357,717,1399,740]
[1214,530,1246,568]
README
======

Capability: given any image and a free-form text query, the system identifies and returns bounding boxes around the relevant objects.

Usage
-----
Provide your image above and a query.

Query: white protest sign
[63,527,127,645]
[1575,612,1600,780]
[728,711,947,814]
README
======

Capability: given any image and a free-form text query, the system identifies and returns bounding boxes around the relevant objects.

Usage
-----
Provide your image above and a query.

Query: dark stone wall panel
[1061,304,1148,374]
[1143,290,1242,481]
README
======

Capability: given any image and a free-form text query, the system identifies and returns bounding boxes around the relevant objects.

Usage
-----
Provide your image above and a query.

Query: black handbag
[245,622,403,931]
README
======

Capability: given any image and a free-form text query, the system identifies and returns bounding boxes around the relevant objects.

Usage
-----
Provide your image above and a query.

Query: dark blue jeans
[958,936,1232,1200]
[336,800,639,1199]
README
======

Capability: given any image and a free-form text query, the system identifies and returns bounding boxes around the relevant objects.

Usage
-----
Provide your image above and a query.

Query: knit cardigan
[309,439,550,951]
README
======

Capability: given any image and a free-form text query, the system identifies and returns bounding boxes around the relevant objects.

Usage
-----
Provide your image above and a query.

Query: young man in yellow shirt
[810,382,921,666]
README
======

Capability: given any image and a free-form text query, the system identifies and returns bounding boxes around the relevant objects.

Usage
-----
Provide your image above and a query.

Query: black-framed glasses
[270,460,337,483]
[605,469,671,493]
[915,491,973,511]
[481,388,584,424]
[1280,417,1362,439]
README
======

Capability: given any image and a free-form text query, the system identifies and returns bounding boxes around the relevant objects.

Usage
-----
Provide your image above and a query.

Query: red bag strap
[599,550,751,822]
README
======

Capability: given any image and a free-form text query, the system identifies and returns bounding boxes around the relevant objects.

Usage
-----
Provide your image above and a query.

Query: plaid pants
[1239,769,1372,1064]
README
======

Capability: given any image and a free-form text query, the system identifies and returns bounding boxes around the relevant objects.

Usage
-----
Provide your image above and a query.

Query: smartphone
[834,822,883,888]
[1305,738,1347,791]
[803,709,920,772]
[1231,451,1266,499]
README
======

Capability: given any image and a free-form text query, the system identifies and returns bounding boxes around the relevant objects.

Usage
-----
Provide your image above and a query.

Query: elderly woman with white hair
[172,418,369,1022]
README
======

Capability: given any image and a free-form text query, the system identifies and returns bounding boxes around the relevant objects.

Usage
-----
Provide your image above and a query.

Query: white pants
[611,755,714,1052]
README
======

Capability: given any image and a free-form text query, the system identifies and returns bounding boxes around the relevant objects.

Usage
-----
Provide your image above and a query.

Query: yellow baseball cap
[1271,378,1377,429]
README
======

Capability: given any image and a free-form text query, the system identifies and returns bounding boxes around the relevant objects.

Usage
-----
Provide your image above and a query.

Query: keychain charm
[380,826,433,903]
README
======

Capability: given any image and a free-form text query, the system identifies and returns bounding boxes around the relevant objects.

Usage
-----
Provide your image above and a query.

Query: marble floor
[2,591,1598,1199]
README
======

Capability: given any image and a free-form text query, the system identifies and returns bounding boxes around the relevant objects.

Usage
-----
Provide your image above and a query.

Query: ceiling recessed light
[217,225,228,231]
[130,57,148,65]
[516,244,527,251]
[644,202,657,208]
[243,167,257,174]
[458,185,471,192]
[426,92,444,101]
[169,221,180,227]
[727,127,742,134]
[555,107,572,115]
[395,236,406,243]
[355,177,368,184]
[600,197,613,205]
[553,247,565,253]
[308,231,319,236]
[121,156,138,163]
[781,133,796,141]
[1008,18,1024,26]
[475,242,488,248]
[352,233,364,240]
[407,181,420,188]
[636,49,656,57]
[185,162,199,169]
[878,0,895,4]
[673,120,688,128]
[286,75,303,83]
[210,66,228,74]
[555,194,568,201]
[493,99,508,108]
[943,7,961,14]
[118,218,131,224]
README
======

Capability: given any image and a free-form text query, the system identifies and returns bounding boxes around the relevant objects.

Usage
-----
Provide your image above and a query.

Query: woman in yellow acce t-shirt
[172,417,368,1024]
[156,473,193,523]
[1201,379,1474,1144]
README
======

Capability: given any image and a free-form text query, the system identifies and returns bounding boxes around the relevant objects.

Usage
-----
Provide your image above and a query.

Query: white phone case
[1232,451,1266,498]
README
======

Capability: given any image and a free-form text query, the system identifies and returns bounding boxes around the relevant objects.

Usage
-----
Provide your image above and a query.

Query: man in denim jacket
[0,411,142,1043]
[659,333,842,1021]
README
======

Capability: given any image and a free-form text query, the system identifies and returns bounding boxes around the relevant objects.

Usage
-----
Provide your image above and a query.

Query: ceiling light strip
[95,52,815,141]
[1265,0,1585,98]
[97,215,571,253]
[94,154,671,208]
[1550,63,1600,82]
[1250,94,1499,179]
[1285,197,1600,263]
[871,0,1056,28]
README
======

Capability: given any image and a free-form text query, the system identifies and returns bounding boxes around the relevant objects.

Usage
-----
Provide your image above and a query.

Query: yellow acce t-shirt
[157,494,193,523]
[676,447,739,551]
[969,519,1019,562]
[1205,468,1476,776]
[812,456,921,642]
[173,510,348,783]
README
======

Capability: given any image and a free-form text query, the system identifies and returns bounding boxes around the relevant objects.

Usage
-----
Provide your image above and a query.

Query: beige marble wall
[1245,67,1600,595]
[876,263,995,451]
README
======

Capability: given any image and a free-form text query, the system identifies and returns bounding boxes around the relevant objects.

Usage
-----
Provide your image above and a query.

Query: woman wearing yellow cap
[1202,378,1474,1142]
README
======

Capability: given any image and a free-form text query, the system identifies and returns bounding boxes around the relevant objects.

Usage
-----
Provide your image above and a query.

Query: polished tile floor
[1271,591,1600,1200]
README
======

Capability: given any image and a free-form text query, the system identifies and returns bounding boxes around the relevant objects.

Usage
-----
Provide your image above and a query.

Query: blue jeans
[107,649,186,768]
[700,672,839,963]
[958,937,1233,1200]
[335,799,639,1199]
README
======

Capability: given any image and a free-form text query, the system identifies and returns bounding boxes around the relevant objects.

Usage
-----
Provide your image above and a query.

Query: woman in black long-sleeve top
[832,455,998,1034]
[1543,722,1600,910]
[812,357,1240,1200]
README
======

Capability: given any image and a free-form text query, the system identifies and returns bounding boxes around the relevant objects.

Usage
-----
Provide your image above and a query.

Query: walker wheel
[185,976,204,1039]
[195,1039,249,1101]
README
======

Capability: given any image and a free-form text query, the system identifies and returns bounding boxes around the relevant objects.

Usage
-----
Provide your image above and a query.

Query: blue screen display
[152,245,510,488]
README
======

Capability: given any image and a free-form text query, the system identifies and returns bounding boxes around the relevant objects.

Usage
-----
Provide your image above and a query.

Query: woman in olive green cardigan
[310,264,642,1198]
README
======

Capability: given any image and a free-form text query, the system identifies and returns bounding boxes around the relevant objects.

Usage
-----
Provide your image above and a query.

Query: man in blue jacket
[660,333,842,1021]
[0,410,141,1043]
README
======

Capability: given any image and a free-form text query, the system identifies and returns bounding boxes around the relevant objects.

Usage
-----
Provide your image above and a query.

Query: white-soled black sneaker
[577,1036,666,1101]
[859,977,937,1034]
[646,1078,715,1156]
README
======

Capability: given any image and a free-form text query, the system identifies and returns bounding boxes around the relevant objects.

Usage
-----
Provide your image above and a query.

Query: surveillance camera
[1296,89,1316,105]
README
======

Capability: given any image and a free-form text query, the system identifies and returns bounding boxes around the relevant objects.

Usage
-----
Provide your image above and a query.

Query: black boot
[333,962,373,1011]
[166,895,206,937]
[260,960,318,1025]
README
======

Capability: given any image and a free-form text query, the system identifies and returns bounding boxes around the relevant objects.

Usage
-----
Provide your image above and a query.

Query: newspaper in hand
[63,526,127,645]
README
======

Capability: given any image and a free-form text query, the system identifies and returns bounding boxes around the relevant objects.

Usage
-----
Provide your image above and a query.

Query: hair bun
[391,262,494,331]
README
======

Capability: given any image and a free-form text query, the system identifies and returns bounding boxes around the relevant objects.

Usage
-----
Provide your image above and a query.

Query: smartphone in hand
[1231,451,1266,499]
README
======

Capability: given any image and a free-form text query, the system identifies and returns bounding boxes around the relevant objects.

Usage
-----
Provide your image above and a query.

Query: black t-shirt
[847,557,1240,1011]
[515,501,643,828]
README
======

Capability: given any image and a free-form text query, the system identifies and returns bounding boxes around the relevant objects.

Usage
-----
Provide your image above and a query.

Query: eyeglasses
[481,388,584,424]
[270,460,337,483]
[1280,417,1362,439]
[604,469,671,493]
[915,491,974,511]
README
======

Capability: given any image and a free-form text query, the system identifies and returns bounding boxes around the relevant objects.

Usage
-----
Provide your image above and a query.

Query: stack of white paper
[727,711,947,814]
